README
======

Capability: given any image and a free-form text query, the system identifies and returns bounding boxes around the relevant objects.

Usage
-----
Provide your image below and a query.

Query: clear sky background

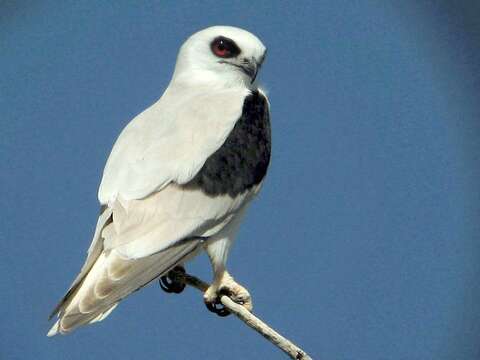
[1,1,480,359]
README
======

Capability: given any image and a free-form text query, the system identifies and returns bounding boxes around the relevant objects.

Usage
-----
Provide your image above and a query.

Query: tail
[47,240,201,336]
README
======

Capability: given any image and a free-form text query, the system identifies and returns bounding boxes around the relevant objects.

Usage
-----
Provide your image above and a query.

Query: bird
[47,25,270,336]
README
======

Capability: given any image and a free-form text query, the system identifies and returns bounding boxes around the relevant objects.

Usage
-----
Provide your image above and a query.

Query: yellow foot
[204,272,252,316]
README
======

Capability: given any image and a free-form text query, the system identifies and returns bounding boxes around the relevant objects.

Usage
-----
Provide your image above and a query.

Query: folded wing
[48,87,258,335]
[98,86,250,204]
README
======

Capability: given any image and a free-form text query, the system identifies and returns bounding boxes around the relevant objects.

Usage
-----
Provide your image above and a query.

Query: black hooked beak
[247,51,266,83]
[241,53,266,83]
[219,52,266,83]
[240,58,259,83]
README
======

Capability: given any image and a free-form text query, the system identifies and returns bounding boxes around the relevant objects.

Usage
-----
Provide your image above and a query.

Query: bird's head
[171,26,267,88]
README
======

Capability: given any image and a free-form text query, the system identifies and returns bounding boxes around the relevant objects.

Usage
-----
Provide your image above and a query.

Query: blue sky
[1,1,480,359]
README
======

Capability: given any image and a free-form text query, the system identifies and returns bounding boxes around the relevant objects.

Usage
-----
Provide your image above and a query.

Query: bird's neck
[170,68,254,91]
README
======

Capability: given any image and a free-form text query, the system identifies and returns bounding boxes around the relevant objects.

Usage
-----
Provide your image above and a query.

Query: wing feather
[98,86,250,204]
[48,240,201,336]
[48,181,257,335]
[48,207,112,320]
[48,86,263,335]
[105,185,253,259]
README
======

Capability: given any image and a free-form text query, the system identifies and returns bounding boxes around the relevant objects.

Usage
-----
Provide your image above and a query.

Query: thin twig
[170,269,313,360]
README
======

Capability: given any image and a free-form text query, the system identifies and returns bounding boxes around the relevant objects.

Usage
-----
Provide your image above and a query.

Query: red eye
[210,36,241,58]
[213,40,229,57]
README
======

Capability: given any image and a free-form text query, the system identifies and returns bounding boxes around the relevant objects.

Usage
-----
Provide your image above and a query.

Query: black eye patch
[210,36,241,58]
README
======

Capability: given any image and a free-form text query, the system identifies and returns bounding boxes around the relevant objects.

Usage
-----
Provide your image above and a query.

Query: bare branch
[169,269,313,360]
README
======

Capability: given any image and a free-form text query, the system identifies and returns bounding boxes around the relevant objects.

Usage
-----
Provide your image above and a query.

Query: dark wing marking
[186,90,271,197]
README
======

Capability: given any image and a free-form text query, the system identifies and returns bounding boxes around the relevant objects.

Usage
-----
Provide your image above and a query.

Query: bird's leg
[203,234,252,316]
[217,271,252,311]
[159,265,186,294]
[204,270,253,317]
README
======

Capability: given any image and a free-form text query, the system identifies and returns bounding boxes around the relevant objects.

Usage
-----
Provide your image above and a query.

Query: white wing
[48,186,256,335]
[104,184,255,259]
[48,86,262,335]
[98,84,255,259]
[98,85,251,204]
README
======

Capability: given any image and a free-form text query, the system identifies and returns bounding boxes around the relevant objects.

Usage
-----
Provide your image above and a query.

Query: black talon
[205,287,233,317]
[218,287,233,299]
[159,266,186,294]
[159,276,175,293]
[205,300,231,317]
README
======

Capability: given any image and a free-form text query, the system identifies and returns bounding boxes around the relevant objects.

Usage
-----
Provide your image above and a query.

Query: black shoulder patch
[185,90,271,197]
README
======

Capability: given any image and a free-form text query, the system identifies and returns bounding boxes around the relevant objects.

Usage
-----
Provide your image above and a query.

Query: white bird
[48,26,270,336]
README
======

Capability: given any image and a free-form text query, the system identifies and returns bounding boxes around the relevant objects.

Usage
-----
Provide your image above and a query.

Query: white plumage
[48,26,269,336]
[98,86,250,204]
